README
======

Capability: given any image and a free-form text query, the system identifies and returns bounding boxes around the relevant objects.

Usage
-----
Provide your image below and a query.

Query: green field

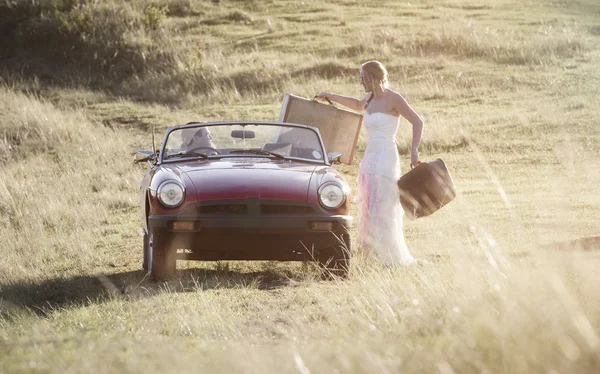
[1,0,600,372]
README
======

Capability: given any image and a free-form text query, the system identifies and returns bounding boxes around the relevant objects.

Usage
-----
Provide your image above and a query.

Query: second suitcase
[397,158,456,220]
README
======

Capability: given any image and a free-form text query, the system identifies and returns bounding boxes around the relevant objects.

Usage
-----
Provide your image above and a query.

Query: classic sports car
[134,121,352,280]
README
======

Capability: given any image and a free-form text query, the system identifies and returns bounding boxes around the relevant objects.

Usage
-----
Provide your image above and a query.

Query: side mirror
[134,150,156,163]
[328,152,342,164]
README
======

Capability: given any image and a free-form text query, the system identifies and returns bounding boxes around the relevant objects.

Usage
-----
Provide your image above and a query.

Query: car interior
[167,126,325,161]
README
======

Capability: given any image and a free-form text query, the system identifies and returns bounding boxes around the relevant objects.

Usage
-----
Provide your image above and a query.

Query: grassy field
[1,0,600,372]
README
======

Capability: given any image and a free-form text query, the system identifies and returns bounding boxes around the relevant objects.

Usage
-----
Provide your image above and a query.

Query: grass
[1,0,600,372]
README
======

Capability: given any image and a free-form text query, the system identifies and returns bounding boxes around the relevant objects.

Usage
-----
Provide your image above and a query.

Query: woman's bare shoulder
[387,89,410,106]
[386,89,405,99]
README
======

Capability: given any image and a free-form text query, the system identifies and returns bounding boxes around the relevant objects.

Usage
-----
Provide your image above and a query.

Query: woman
[317,60,424,265]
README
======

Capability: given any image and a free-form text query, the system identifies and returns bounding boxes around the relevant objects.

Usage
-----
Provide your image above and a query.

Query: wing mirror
[328,152,342,164]
[134,150,156,163]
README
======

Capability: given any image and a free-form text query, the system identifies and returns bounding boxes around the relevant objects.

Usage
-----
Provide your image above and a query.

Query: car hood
[174,160,318,201]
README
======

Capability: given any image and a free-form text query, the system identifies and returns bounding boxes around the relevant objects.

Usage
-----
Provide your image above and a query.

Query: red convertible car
[134,121,352,280]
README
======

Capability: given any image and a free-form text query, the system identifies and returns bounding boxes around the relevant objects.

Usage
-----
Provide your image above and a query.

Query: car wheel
[142,232,149,271]
[150,229,176,281]
[318,233,351,279]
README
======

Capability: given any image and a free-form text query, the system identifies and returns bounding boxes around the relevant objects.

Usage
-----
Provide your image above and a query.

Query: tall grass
[339,19,586,63]
[1,0,589,105]
[0,87,138,285]
[1,250,599,372]
[1,86,599,372]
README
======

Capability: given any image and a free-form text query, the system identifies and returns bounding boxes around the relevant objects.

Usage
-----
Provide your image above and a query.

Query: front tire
[318,233,351,279]
[150,230,176,281]
[142,232,150,271]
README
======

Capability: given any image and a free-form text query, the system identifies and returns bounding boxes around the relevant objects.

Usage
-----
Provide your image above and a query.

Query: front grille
[198,204,248,214]
[260,204,313,215]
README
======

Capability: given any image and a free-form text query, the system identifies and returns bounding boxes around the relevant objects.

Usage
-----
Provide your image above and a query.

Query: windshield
[161,123,326,163]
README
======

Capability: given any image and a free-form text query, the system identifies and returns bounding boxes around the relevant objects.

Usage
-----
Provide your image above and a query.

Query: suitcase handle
[313,95,335,106]
[410,160,422,170]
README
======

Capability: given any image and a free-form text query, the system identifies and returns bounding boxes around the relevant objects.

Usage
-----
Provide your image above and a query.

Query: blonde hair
[361,60,389,91]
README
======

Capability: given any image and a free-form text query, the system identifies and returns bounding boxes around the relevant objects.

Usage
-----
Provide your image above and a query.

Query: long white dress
[356,111,416,265]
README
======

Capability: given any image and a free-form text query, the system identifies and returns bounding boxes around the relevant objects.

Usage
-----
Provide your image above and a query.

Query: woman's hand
[315,92,331,101]
[411,148,420,169]
[315,92,363,111]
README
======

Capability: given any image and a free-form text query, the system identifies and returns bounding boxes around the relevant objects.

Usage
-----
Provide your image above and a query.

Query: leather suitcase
[397,158,456,220]
[278,93,362,165]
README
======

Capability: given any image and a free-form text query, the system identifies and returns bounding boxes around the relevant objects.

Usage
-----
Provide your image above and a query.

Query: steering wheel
[186,145,222,156]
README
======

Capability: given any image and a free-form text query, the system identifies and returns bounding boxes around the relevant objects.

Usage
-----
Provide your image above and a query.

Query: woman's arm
[316,92,370,112]
[393,93,424,168]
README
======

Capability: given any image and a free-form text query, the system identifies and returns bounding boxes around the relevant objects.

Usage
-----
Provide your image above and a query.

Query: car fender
[309,167,352,215]
[148,166,197,216]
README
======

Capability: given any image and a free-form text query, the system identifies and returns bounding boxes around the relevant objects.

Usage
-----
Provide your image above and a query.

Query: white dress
[356,111,416,265]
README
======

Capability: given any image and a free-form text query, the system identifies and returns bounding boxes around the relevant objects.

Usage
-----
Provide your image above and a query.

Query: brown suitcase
[397,158,456,220]
[277,93,363,165]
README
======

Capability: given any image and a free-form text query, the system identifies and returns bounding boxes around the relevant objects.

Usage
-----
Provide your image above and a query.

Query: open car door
[277,93,363,165]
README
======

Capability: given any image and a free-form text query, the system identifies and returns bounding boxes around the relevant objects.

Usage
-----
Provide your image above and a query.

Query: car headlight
[157,181,185,208]
[318,182,346,209]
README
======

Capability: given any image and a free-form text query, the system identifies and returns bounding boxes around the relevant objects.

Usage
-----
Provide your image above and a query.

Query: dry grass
[1,0,591,105]
[0,88,139,285]
[1,0,600,372]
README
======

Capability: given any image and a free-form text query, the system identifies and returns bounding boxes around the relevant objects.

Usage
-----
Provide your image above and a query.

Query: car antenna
[152,124,156,157]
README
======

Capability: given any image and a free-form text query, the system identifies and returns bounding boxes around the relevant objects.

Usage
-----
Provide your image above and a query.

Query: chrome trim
[327,152,343,165]
[317,182,346,210]
[157,180,185,208]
